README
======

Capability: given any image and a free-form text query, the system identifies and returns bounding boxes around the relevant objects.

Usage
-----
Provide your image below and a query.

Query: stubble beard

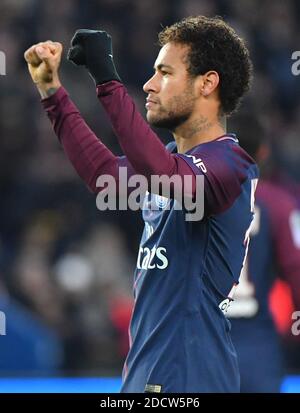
[147,85,196,131]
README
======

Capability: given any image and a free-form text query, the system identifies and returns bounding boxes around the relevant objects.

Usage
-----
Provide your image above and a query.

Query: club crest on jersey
[154,194,169,209]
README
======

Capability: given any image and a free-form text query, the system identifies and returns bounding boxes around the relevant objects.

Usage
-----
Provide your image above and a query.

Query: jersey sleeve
[175,143,255,215]
[41,86,136,194]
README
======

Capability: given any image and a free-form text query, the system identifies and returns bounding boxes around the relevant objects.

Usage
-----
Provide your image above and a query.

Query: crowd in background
[0,0,300,377]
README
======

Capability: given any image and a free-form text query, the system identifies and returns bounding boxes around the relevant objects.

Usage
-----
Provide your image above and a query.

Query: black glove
[67,29,121,85]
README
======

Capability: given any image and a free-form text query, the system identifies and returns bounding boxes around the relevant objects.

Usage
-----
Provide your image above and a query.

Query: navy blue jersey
[228,181,300,392]
[121,135,259,393]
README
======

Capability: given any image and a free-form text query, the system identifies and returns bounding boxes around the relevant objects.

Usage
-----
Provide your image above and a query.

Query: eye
[161,70,169,76]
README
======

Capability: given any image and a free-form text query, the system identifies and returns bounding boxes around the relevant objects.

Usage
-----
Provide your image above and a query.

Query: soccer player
[227,115,300,392]
[24,16,258,392]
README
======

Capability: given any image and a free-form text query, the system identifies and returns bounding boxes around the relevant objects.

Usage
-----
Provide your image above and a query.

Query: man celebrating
[24,16,258,392]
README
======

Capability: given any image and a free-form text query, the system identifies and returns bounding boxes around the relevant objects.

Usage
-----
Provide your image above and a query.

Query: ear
[198,71,220,97]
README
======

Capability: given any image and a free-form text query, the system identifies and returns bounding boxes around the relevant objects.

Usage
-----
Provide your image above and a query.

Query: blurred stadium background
[0,0,300,392]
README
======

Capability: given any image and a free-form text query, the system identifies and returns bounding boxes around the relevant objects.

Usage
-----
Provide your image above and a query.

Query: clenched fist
[24,41,62,98]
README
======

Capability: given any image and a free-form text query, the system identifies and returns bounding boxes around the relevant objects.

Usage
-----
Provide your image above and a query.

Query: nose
[143,73,159,94]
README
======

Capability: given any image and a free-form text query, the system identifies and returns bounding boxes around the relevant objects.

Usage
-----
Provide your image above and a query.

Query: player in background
[24,17,258,392]
[227,114,300,392]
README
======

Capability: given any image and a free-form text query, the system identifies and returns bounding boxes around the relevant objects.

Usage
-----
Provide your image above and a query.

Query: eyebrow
[154,63,174,71]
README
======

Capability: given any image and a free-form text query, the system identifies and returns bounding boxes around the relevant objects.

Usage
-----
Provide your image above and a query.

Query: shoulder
[186,138,258,183]
[196,138,256,166]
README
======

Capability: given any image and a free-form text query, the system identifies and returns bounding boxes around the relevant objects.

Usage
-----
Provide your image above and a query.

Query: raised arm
[24,41,135,194]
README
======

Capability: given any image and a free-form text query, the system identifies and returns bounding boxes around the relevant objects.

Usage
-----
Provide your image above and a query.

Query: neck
[173,114,226,154]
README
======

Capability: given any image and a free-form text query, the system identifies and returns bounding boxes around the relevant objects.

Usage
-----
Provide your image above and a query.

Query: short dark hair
[158,16,253,116]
